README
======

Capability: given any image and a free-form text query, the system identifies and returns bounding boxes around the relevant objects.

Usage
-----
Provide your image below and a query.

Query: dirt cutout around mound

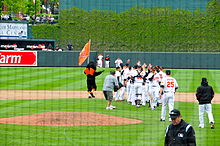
[0,112,143,126]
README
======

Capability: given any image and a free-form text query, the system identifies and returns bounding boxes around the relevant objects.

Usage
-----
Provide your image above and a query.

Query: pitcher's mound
[0,112,143,126]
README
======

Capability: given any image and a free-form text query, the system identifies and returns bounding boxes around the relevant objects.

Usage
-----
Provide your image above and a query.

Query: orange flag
[78,40,91,65]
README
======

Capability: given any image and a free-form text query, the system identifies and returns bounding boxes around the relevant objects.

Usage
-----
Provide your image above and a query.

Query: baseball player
[196,78,215,129]
[157,66,166,104]
[126,66,133,104]
[115,57,123,68]
[97,54,103,68]
[118,64,129,101]
[142,65,151,106]
[148,67,160,110]
[131,65,145,107]
[105,54,110,68]
[159,70,178,121]
[114,67,123,101]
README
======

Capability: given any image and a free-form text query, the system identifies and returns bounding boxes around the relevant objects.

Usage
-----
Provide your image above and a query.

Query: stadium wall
[37,51,220,69]
[60,0,211,12]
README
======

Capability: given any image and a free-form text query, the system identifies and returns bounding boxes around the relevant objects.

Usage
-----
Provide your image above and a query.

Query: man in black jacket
[165,109,196,146]
[196,78,215,129]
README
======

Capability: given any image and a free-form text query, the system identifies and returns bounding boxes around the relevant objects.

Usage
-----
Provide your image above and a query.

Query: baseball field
[0,67,220,145]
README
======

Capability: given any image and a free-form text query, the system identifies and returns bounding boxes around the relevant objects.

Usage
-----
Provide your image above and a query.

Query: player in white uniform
[157,66,166,104]
[115,57,123,68]
[97,54,103,68]
[148,68,160,110]
[141,65,151,106]
[119,64,129,101]
[159,70,178,122]
[114,67,122,101]
[131,65,145,107]
[126,66,133,104]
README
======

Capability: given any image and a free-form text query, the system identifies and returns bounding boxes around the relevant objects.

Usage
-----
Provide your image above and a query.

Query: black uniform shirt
[196,82,214,104]
[165,119,196,146]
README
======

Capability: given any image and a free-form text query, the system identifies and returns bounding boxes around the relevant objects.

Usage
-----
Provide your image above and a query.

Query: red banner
[0,51,37,66]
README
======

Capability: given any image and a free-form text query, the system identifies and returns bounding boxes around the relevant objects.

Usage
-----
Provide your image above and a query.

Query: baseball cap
[202,78,207,82]
[166,70,171,75]
[169,109,181,119]
[133,65,138,69]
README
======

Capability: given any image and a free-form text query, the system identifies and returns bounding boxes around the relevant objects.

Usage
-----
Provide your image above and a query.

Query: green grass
[0,67,220,145]
[0,98,220,145]
[0,67,220,93]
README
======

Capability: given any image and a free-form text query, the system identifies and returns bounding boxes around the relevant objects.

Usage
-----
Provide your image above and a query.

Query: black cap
[133,65,138,69]
[169,109,181,119]
[110,71,115,75]
[166,70,171,75]
[202,78,207,82]
[125,63,129,67]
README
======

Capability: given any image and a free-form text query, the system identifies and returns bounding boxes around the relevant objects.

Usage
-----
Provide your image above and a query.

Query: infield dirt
[0,90,219,104]
[0,90,219,126]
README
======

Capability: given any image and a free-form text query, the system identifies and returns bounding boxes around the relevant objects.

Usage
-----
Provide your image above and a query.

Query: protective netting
[0,0,220,145]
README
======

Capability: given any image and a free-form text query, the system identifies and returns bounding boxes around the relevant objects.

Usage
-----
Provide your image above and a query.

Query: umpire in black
[164,109,196,146]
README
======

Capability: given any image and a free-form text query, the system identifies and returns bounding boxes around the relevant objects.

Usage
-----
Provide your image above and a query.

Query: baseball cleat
[157,102,160,107]
[88,96,92,98]
[106,107,113,110]
[110,105,116,109]
[210,122,215,129]
[160,119,165,122]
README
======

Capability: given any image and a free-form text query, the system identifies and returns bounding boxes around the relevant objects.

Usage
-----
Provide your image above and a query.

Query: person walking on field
[164,109,196,146]
[84,61,104,98]
[159,70,178,122]
[103,71,119,110]
[196,78,215,129]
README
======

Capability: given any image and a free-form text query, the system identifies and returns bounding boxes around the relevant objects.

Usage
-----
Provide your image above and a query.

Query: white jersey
[151,73,160,87]
[160,76,178,92]
[121,68,130,81]
[158,71,166,83]
[115,59,123,67]
[132,70,145,83]
[115,70,122,83]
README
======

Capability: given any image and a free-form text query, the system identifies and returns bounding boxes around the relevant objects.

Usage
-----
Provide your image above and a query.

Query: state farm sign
[0,51,37,66]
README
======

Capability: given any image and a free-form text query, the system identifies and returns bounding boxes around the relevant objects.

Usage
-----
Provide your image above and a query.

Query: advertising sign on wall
[0,39,55,50]
[0,51,37,66]
[0,22,28,39]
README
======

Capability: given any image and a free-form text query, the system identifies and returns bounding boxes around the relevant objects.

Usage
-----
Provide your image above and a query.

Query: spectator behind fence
[67,43,73,51]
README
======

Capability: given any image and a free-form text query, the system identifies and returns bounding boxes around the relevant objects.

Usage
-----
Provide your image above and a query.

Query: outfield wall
[37,51,220,69]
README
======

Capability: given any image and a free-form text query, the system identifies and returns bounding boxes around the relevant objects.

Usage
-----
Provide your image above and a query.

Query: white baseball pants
[105,61,110,68]
[149,86,159,109]
[161,92,174,121]
[199,104,214,128]
[141,83,150,106]
[127,83,132,102]
[131,83,142,105]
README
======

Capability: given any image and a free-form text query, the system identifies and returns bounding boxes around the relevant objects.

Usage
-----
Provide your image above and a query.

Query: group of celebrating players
[113,62,179,121]
[84,59,179,121]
